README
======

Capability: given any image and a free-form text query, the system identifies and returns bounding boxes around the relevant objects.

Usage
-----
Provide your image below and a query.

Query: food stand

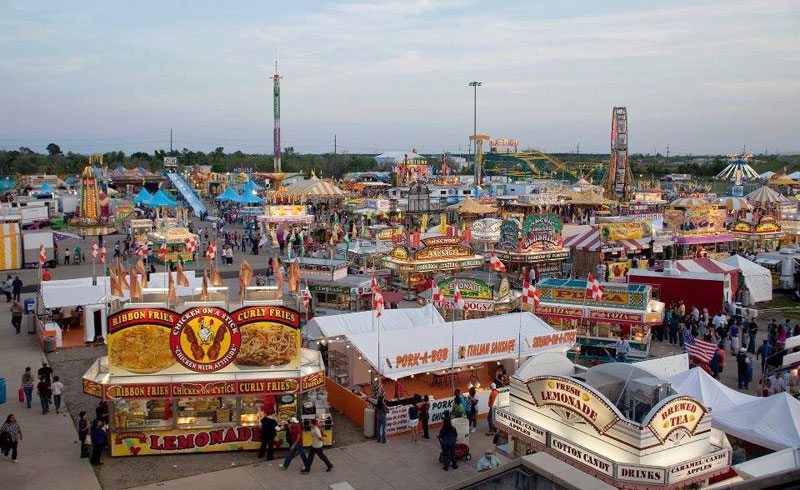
[664,201,733,259]
[533,278,664,362]
[82,304,330,456]
[494,215,570,276]
[382,236,484,290]
[129,218,154,244]
[426,272,521,317]
[147,225,198,264]
[367,224,404,242]
[308,275,373,312]
[732,215,784,252]
[563,221,653,278]
[257,205,313,231]
[469,218,502,254]
[343,239,392,272]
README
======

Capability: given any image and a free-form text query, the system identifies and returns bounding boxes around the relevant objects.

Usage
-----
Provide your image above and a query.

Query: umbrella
[215,187,241,202]
[747,186,789,204]
[133,187,152,205]
[716,196,752,212]
[670,197,708,207]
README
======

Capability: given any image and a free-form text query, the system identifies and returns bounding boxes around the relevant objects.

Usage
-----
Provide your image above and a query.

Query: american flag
[488,252,506,272]
[682,330,717,363]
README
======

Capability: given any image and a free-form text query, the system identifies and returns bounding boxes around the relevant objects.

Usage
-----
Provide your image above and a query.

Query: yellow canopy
[447,197,498,215]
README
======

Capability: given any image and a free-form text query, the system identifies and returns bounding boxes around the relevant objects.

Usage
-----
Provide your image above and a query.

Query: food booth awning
[344,312,576,380]
[304,304,444,340]
[562,225,651,253]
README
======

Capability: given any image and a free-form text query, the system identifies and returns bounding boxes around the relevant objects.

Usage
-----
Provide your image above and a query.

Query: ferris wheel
[602,107,634,201]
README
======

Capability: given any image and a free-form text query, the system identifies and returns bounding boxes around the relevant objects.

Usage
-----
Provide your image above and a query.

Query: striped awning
[674,257,738,274]
[562,226,650,252]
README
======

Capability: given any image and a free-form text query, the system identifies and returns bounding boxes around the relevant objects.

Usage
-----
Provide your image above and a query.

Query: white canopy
[722,255,773,303]
[346,312,575,379]
[734,447,800,479]
[41,271,202,308]
[670,368,800,451]
[715,393,800,451]
[788,171,800,180]
[304,304,444,340]
[758,170,776,180]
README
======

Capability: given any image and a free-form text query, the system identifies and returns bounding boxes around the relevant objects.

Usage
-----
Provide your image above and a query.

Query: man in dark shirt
[11,276,22,301]
[38,361,53,383]
[258,412,279,460]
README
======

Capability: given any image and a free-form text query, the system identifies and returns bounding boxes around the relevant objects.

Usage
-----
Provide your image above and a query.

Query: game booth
[257,204,314,231]
[731,215,785,253]
[492,215,570,277]
[496,354,732,489]
[382,235,484,290]
[562,221,654,279]
[664,201,733,259]
[308,307,577,438]
[532,278,664,363]
[82,303,330,456]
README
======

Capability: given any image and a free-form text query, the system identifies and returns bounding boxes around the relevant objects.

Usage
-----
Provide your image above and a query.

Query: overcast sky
[0,0,798,156]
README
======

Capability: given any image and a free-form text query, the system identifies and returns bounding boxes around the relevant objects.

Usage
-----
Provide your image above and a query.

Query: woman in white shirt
[51,376,64,414]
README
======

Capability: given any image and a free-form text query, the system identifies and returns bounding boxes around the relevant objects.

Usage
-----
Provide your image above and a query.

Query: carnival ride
[601,106,634,201]
[165,171,207,217]
[483,148,583,180]
[715,152,759,182]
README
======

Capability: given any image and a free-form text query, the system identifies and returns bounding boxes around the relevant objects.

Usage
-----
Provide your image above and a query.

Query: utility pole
[666,145,670,159]
[468,81,481,185]
[334,134,337,156]
[170,128,173,153]
[576,142,580,155]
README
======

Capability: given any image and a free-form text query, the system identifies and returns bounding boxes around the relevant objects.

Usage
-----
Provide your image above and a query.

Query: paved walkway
[132,429,501,490]
[0,291,101,490]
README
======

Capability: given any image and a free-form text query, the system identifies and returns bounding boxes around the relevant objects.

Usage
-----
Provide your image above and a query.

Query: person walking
[11,300,22,334]
[90,419,106,466]
[419,395,430,440]
[438,412,458,471]
[64,247,71,265]
[280,417,308,471]
[486,383,498,436]
[467,387,478,433]
[0,414,22,463]
[375,395,387,443]
[36,378,52,414]
[38,361,53,383]
[756,339,773,375]
[736,348,748,389]
[301,418,333,473]
[20,367,34,408]
[407,396,420,442]
[2,275,12,302]
[11,276,22,302]
[51,376,64,414]
[748,321,759,354]
[78,411,90,458]
[257,411,278,460]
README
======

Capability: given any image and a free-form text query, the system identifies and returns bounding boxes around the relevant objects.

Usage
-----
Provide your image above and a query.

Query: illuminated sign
[520,214,562,252]
[599,221,651,241]
[415,245,473,261]
[438,277,492,299]
[489,138,519,148]
[526,376,621,434]
[457,339,516,360]
[535,305,584,318]
[646,396,706,443]
[588,309,645,323]
[668,451,729,484]
[549,435,614,477]
[617,465,666,485]
[105,384,171,399]
[82,379,103,399]
[390,246,409,260]
[754,216,781,233]
[421,236,462,247]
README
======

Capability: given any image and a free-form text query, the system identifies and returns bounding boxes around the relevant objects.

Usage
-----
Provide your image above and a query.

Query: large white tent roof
[346,312,575,379]
[721,255,773,303]
[304,304,444,340]
[670,367,755,408]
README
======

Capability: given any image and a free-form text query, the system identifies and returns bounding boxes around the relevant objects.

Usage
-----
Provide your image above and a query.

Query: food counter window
[114,399,173,430]
[239,396,271,427]
[176,397,237,428]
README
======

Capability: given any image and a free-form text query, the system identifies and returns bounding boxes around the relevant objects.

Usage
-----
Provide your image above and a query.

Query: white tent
[722,255,773,303]
[788,171,800,180]
[670,368,800,451]
[758,170,776,180]
[670,367,756,409]
[304,304,444,340]
[346,312,575,379]
[715,393,800,451]
[734,447,800,479]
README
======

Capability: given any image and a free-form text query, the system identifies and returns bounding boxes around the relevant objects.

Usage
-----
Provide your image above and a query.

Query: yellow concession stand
[148,225,198,264]
[82,304,329,456]
[497,355,732,489]
[382,236,484,289]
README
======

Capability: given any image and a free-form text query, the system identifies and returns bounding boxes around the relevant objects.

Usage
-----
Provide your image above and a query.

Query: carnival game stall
[533,278,664,362]
[82,304,330,456]
[731,215,785,252]
[343,238,392,273]
[664,199,733,259]
[423,271,521,318]
[148,225,198,264]
[493,215,570,277]
[497,356,732,489]
[257,204,313,230]
[469,218,502,254]
[563,221,653,278]
[382,235,484,290]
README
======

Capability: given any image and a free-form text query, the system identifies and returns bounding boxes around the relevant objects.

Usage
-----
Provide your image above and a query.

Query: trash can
[26,314,36,334]
[452,417,470,445]
[43,336,56,353]
[23,298,35,314]
[0,377,6,405]
[363,406,375,438]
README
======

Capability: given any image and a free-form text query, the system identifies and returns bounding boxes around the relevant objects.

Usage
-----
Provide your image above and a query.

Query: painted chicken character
[198,317,214,345]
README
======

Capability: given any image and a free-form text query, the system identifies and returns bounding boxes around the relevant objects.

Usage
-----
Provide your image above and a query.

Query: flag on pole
[205,241,217,261]
[158,243,168,262]
[135,259,148,288]
[453,285,465,310]
[371,273,379,293]
[117,261,130,290]
[288,258,300,293]
[302,282,312,311]
[91,241,99,260]
[372,286,385,318]
[587,274,603,302]
[682,330,717,363]
[522,279,541,311]
[210,263,223,287]
[176,260,190,287]
[488,252,506,272]
[238,259,253,300]
[200,269,209,301]
[183,236,197,253]
[38,244,47,266]
[167,271,176,304]
[129,267,142,300]
[135,244,148,257]
[100,246,107,264]
[109,266,123,297]
[272,259,284,299]
[431,284,444,307]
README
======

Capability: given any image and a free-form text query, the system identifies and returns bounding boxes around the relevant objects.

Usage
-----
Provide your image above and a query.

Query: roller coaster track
[484,148,607,181]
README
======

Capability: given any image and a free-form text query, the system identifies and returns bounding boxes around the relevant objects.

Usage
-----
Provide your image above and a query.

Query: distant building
[374,150,424,165]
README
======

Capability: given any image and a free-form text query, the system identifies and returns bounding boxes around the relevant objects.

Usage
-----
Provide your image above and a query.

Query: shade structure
[747,185,789,204]
[133,187,152,205]
[215,187,241,202]
[716,196,752,212]
[237,190,265,205]
[284,174,347,198]
[721,255,772,303]
[562,188,612,205]
[562,225,650,252]
[446,197,498,215]
[674,257,739,293]
[670,197,708,207]
[38,182,54,191]
[768,174,799,186]
[147,189,178,207]
[242,180,264,192]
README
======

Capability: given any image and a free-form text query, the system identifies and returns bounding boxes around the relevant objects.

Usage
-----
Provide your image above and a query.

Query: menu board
[107,306,301,375]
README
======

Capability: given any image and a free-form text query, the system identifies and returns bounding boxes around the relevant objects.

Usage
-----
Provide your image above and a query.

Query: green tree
[46,143,62,156]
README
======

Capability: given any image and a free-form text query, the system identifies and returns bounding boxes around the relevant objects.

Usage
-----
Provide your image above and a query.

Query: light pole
[468,81,481,183]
